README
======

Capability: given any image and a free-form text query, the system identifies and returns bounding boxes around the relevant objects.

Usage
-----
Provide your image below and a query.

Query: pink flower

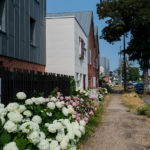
[89,111,94,116]
[95,104,98,107]
[94,108,97,112]
[80,92,83,95]
[80,98,84,102]
[70,100,73,104]
[65,96,70,100]
[86,102,90,107]
[73,97,78,101]
[72,102,77,107]
[60,96,64,100]
[66,102,69,106]
[73,111,77,115]
[84,117,89,123]
[91,97,96,100]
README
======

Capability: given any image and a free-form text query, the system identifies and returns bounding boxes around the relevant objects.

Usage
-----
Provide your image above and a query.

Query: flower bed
[0,88,108,150]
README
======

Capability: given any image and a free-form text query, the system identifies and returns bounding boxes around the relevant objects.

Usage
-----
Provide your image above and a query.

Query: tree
[97,0,150,92]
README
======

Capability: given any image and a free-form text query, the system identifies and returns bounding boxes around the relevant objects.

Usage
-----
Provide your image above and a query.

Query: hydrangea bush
[0,93,86,150]
[0,88,108,150]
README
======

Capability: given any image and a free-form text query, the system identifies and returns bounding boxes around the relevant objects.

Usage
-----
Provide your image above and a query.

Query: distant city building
[99,57,110,76]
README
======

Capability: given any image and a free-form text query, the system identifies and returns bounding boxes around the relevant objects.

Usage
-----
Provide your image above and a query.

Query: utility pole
[119,45,122,85]
[123,33,127,91]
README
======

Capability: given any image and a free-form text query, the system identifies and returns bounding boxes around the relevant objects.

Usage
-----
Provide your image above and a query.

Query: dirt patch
[80,89,150,150]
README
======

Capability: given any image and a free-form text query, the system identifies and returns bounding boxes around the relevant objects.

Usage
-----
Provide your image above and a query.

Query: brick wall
[0,55,45,73]
[88,21,99,88]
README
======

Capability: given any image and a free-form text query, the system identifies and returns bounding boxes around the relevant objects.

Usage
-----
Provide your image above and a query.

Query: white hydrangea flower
[47,124,56,133]
[25,99,33,105]
[0,117,5,125]
[80,120,86,126]
[74,129,81,138]
[0,104,4,109]
[47,102,55,110]
[7,112,23,123]
[62,107,69,116]
[3,142,18,150]
[34,97,45,105]
[60,136,69,149]
[67,131,75,140]
[39,132,46,140]
[50,97,57,102]
[46,112,52,117]
[27,131,40,145]
[0,107,7,118]
[53,121,63,130]
[18,105,26,113]
[22,118,30,123]
[56,133,65,142]
[6,103,19,112]
[56,102,62,109]
[50,140,60,150]
[67,105,74,114]
[79,126,85,135]
[38,139,50,150]
[23,110,32,117]
[4,120,17,133]
[32,115,42,124]
[20,121,39,133]
[16,92,27,100]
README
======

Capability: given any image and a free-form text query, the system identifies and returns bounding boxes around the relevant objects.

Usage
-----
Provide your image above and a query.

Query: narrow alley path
[81,89,150,150]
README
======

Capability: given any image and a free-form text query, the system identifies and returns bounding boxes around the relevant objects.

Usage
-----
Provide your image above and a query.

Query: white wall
[46,17,88,89]
[46,17,75,76]
[74,19,88,89]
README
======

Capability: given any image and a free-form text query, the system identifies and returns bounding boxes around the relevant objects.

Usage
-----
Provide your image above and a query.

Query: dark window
[35,0,39,3]
[30,17,36,45]
[0,0,6,32]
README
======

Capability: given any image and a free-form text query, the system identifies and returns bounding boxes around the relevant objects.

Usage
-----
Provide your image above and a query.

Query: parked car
[127,83,134,89]
[135,83,144,93]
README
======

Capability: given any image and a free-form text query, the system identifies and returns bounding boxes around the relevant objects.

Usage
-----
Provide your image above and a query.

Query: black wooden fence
[0,67,70,105]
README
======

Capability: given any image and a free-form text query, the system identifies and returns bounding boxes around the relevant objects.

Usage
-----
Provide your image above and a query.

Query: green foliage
[70,77,76,96]
[32,90,44,97]
[80,104,104,142]
[0,131,11,146]
[50,87,59,97]
[97,0,150,91]
[137,104,150,117]
[14,136,28,150]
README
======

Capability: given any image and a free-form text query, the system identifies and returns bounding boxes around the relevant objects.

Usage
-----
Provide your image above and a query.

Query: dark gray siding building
[0,0,46,71]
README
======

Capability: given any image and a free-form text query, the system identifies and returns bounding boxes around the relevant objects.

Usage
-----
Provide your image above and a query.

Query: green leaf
[0,131,11,146]
[14,136,27,150]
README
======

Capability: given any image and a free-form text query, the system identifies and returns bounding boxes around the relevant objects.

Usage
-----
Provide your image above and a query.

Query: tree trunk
[143,67,148,93]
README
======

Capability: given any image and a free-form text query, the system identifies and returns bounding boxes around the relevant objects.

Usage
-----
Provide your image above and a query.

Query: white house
[46,13,88,89]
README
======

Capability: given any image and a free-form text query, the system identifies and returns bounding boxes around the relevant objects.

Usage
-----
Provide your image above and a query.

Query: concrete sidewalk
[81,89,150,150]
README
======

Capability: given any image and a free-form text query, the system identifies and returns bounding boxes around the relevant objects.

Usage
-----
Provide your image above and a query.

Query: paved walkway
[143,95,150,105]
[81,89,150,150]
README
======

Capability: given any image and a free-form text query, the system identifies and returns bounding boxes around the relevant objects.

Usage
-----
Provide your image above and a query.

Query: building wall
[94,39,99,87]
[88,21,95,88]
[46,17,75,76]
[0,55,45,73]
[0,0,46,66]
[74,19,88,89]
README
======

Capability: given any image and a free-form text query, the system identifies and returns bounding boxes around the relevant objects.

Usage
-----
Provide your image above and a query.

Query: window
[0,0,6,32]
[30,17,36,45]
[35,0,40,3]
[88,50,91,64]
[79,37,85,59]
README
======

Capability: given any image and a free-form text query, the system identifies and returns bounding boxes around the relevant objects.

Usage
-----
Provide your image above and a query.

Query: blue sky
[46,0,137,71]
